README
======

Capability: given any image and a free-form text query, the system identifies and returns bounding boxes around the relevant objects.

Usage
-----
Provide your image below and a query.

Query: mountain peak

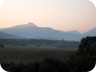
[10,22,38,29]
[26,22,37,27]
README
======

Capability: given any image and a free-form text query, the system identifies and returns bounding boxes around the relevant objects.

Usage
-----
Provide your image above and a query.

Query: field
[0,38,95,72]
[0,39,79,64]
[0,47,77,63]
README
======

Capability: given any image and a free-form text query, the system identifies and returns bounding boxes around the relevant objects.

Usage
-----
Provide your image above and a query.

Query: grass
[0,47,77,63]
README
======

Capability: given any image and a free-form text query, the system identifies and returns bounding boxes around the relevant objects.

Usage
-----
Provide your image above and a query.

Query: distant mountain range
[0,23,96,41]
[83,28,96,37]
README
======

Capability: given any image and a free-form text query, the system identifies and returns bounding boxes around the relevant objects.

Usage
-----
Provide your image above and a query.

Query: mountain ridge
[0,23,95,41]
[83,27,96,37]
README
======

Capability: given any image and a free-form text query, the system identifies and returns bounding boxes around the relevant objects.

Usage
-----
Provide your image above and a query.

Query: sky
[0,0,96,33]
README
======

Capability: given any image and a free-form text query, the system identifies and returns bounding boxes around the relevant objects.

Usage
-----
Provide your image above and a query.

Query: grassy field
[0,47,77,63]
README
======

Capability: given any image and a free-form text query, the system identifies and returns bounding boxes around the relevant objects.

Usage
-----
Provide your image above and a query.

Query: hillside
[83,28,96,37]
[0,23,82,41]
[0,31,19,39]
[0,23,96,41]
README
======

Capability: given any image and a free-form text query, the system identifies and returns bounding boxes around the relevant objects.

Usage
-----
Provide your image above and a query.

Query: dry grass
[0,48,77,63]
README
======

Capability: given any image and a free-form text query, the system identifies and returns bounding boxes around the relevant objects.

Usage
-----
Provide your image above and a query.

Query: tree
[68,37,96,72]
[0,43,4,48]
[78,36,96,55]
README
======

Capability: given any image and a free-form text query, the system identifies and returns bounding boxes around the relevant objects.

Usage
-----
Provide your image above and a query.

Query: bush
[1,58,70,72]
[40,58,70,72]
[78,36,96,55]
[68,54,95,72]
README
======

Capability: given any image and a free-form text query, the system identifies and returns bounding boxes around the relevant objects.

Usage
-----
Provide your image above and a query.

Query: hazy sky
[0,0,96,33]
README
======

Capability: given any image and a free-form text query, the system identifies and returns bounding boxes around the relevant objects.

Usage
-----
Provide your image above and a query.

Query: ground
[0,47,77,63]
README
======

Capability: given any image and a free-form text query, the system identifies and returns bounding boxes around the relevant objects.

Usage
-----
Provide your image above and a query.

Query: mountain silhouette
[0,23,82,41]
[83,28,96,37]
[0,23,95,41]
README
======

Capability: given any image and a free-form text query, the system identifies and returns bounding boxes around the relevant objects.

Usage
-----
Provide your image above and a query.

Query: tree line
[0,39,79,48]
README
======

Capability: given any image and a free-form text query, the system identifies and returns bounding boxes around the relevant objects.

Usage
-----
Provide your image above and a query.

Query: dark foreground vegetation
[0,36,96,72]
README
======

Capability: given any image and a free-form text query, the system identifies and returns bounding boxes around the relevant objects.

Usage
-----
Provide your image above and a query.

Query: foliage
[68,36,96,72]
[40,58,70,72]
[1,58,70,72]
[78,36,96,55]
[68,54,95,72]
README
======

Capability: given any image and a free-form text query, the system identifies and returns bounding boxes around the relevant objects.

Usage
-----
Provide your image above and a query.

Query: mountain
[0,23,82,41]
[83,28,96,37]
[9,22,37,29]
[66,31,81,35]
[0,31,19,39]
